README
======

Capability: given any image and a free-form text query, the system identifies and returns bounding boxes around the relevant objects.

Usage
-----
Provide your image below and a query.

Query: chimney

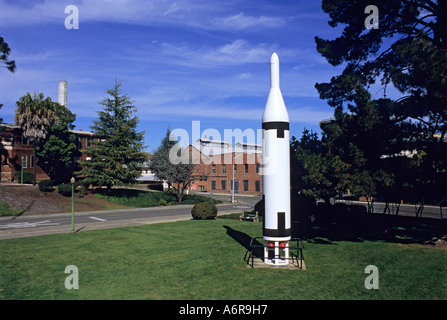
[58,80,68,107]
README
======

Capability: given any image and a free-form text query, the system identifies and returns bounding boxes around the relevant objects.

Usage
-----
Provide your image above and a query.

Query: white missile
[262,53,291,261]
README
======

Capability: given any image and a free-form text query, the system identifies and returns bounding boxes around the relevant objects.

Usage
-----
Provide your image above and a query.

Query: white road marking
[88,216,107,222]
[0,220,60,230]
[233,205,252,209]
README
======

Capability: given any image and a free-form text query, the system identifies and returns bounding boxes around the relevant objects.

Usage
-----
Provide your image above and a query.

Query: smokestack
[58,80,68,107]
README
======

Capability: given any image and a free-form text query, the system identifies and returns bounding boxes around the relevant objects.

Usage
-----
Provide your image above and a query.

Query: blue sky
[0,0,347,152]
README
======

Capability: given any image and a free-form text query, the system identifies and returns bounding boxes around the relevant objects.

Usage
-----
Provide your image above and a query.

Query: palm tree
[14,92,58,185]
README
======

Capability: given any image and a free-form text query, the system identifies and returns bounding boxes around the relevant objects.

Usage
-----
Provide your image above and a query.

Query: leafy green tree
[14,93,58,185]
[291,129,349,204]
[315,0,447,214]
[0,36,16,73]
[150,128,195,204]
[0,36,15,177]
[36,102,77,184]
[0,104,4,125]
[77,80,146,190]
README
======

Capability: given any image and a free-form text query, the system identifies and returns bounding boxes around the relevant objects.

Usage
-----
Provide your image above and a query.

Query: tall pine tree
[78,80,146,190]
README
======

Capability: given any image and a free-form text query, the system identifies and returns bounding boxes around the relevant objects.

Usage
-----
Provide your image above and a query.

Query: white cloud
[0,0,287,32]
[137,101,332,127]
[236,72,252,80]
[140,39,274,68]
[211,12,286,30]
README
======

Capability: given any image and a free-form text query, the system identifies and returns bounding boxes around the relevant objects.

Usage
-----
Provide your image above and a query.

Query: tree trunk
[415,201,424,218]
[177,189,183,204]
[394,203,400,215]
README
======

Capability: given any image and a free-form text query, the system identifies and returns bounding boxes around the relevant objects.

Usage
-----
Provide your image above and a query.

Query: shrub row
[37,179,88,197]
[14,172,33,184]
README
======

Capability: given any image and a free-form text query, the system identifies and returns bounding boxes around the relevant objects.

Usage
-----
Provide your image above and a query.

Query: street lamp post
[21,156,25,186]
[232,153,243,203]
[70,177,75,233]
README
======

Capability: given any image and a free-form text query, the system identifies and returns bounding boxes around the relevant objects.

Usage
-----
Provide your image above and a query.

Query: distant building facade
[188,138,263,195]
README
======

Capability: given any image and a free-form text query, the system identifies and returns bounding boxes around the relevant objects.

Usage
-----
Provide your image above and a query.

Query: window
[231,180,239,193]
[233,164,237,173]
[222,164,226,173]
[221,180,226,191]
[21,155,27,168]
[30,155,35,168]
[256,163,260,174]
[255,180,261,192]
[211,180,216,190]
[243,180,249,192]
[212,165,216,173]
[21,136,29,146]
[244,164,249,174]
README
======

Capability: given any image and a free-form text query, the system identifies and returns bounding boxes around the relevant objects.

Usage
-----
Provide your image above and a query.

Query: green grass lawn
[0,217,445,300]
[0,200,22,217]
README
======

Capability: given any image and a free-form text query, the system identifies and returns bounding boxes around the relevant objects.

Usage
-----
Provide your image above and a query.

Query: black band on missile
[262,121,289,138]
[262,211,291,238]
[263,228,292,238]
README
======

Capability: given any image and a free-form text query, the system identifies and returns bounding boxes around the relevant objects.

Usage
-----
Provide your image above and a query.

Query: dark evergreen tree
[315,0,447,215]
[77,80,146,190]
[291,129,349,204]
[0,36,16,73]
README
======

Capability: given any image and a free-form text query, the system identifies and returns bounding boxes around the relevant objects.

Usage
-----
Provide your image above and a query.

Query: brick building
[188,138,263,195]
[0,124,96,182]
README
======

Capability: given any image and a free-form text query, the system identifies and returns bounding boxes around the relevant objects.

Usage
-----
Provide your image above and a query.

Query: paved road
[0,195,260,240]
[333,200,446,219]
[2,192,442,240]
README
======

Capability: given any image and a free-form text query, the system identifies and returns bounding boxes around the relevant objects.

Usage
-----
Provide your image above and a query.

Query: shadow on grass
[223,226,264,258]
[292,201,447,245]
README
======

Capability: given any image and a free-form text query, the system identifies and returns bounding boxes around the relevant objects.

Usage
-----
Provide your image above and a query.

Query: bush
[38,180,54,192]
[15,171,33,184]
[57,183,72,197]
[75,180,88,197]
[191,201,218,220]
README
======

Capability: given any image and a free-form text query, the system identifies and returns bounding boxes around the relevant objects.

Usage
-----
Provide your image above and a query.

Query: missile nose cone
[263,52,289,124]
[270,52,280,89]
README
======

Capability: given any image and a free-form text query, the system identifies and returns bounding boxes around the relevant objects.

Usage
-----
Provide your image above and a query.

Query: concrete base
[247,257,306,270]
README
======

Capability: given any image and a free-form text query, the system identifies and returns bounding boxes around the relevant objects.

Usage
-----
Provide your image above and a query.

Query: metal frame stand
[264,241,289,265]
[244,237,304,269]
